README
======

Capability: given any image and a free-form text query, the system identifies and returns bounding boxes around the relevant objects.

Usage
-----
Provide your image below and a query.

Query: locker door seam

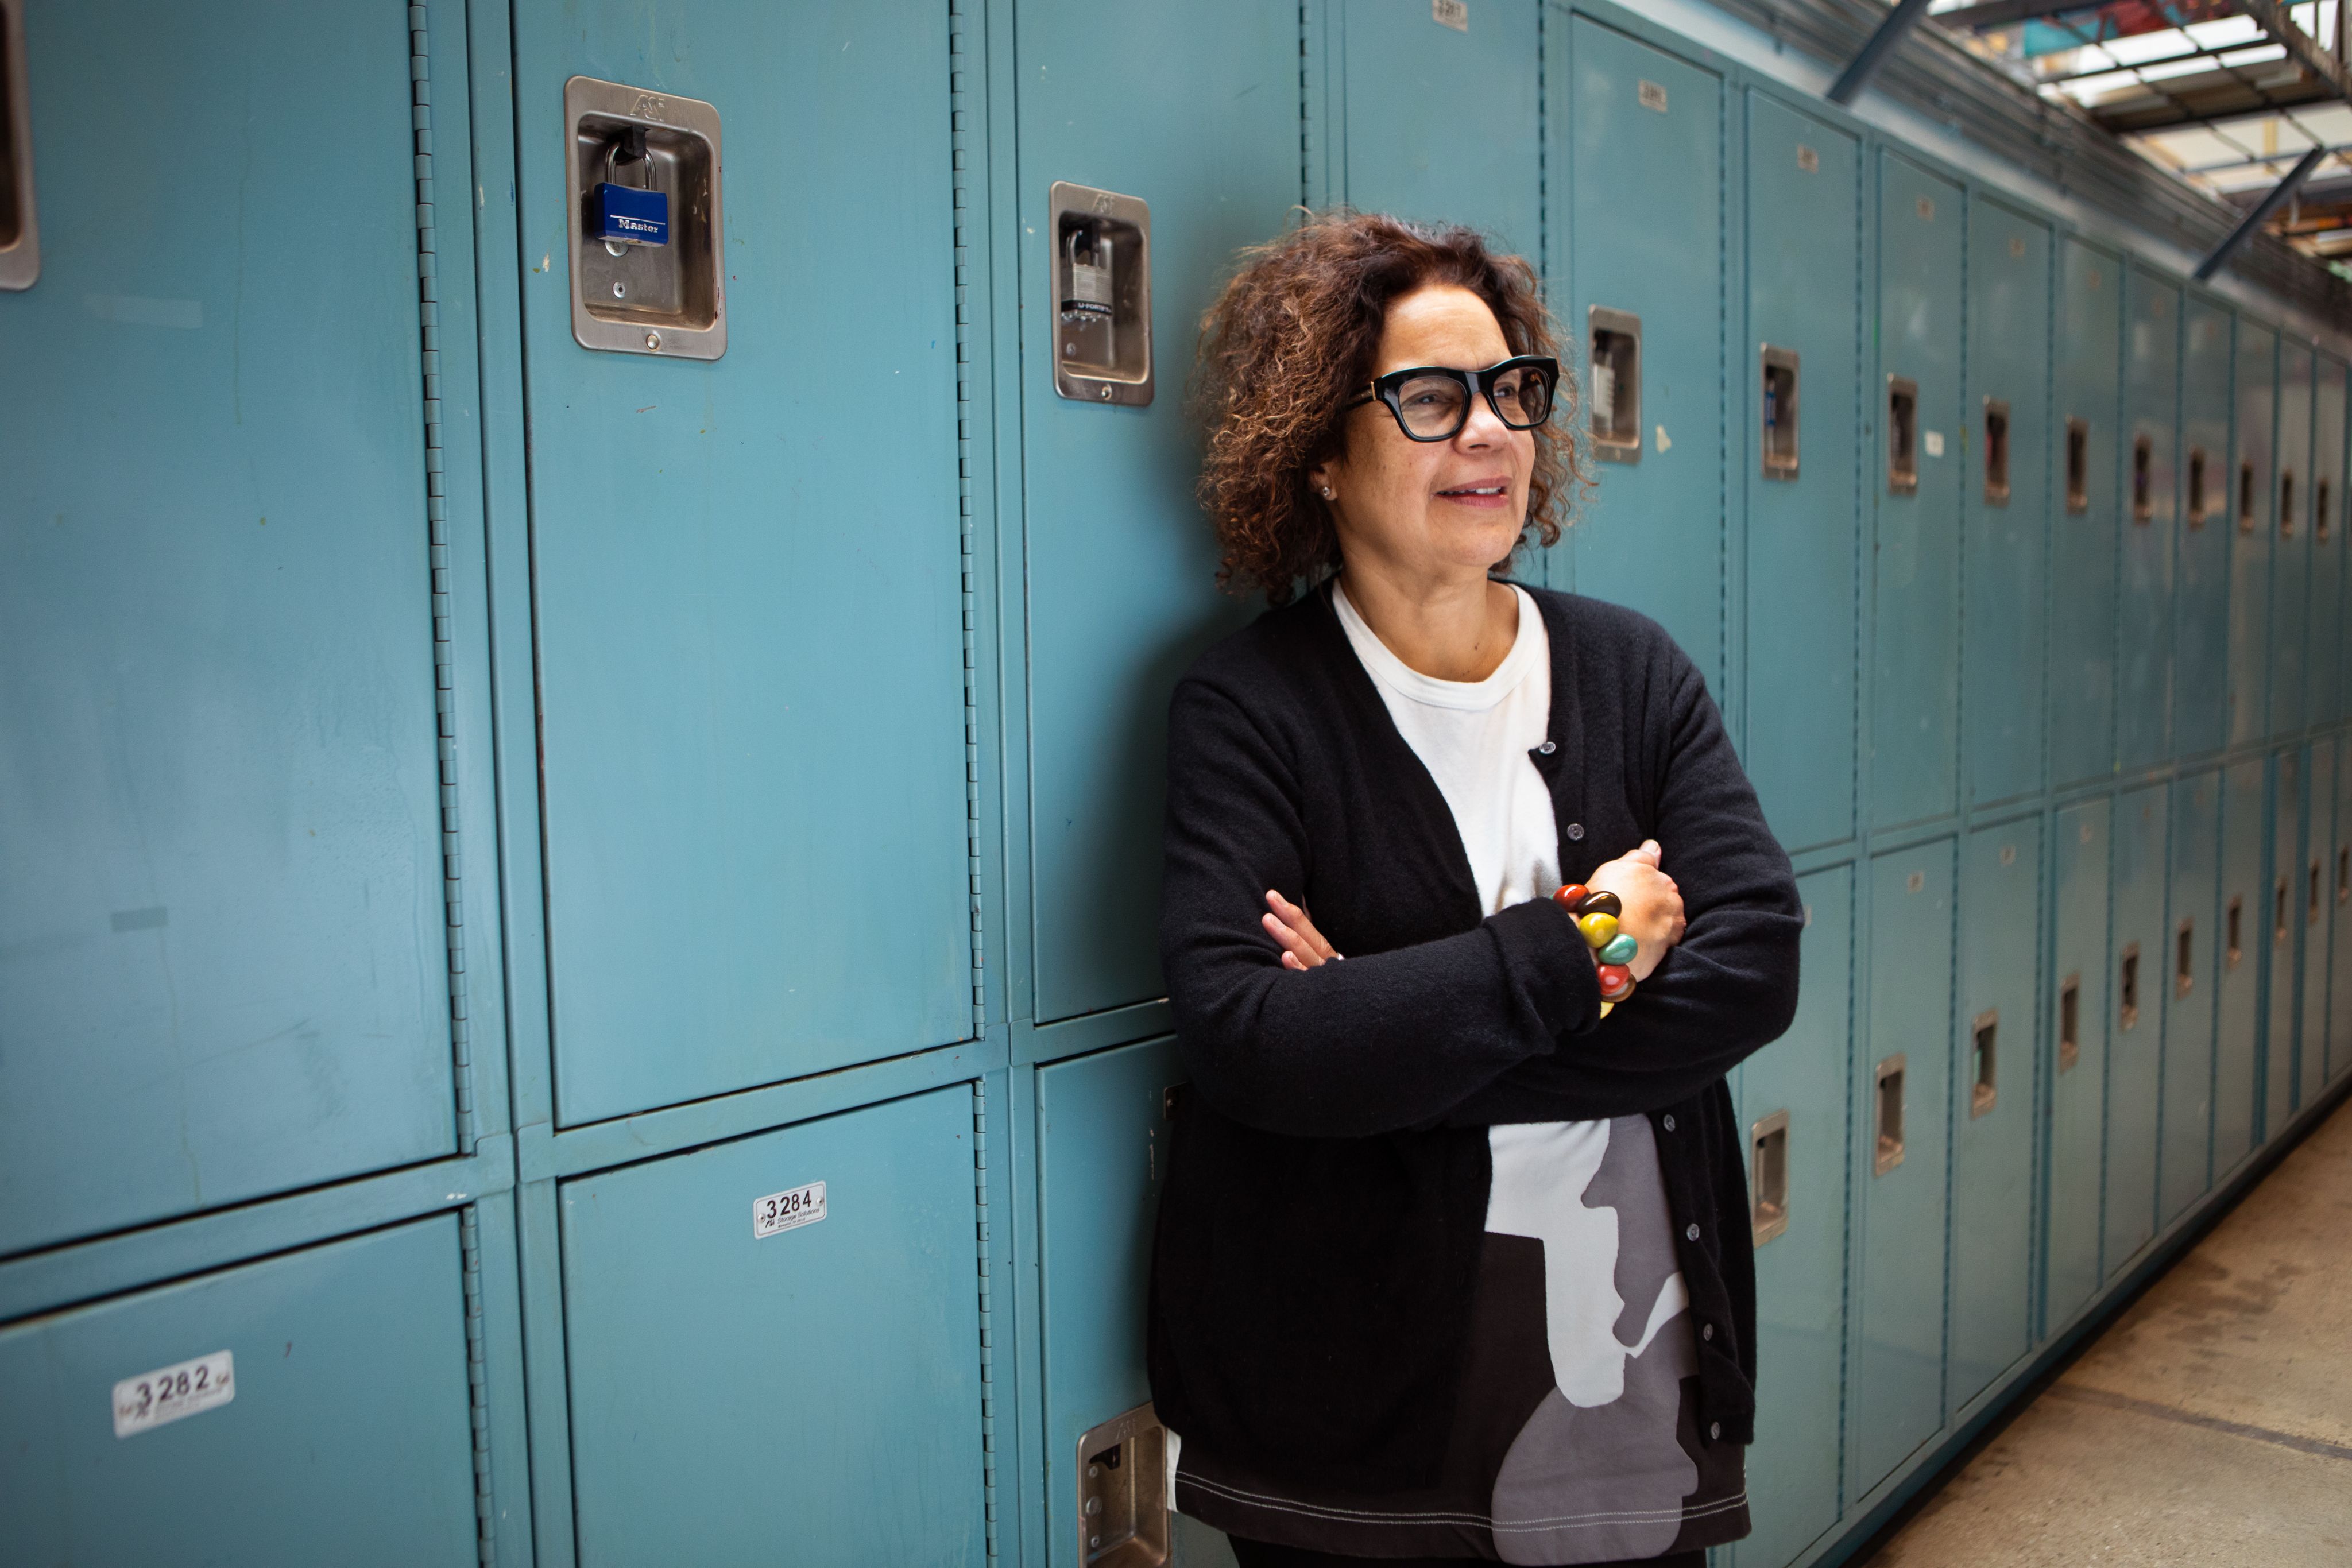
[953,0,989,1042]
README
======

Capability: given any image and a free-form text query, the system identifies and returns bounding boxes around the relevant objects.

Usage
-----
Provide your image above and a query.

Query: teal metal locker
[1742,93,1862,854]
[1017,1,1297,1023]
[2051,241,2123,789]
[2103,783,2168,1276]
[1952,819,2040,1408]
[1034,1039,1188,1568]
[2045,797,2113,1327]
[2161,771,2221,1226]
[2298,741,2334,1108]
[2175,299,2233,761]
[1732,866,1853,1568]
[0,1219,478,1565]
[512,0,977,1123]
[2215,760,2268,1175]
[1856,842,1954,1493]
[1323,0,1541,253]
[2116,268,2180,774]
[2308,358,2347,726]
[1555,17,1728,687]
[2333,734,2352,1085]
[2265,749,2302,1135]
[558,1089,987,1566]
[1964,199,2053,810]
[2271,343,2314,738]
[0,0,463,1252]
[2229,323,2278,750]
[1870,156,1964,830]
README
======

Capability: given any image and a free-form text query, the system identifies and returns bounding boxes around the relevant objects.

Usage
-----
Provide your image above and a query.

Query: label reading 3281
[751,1180,827,1240]
[113,1349,235,1438]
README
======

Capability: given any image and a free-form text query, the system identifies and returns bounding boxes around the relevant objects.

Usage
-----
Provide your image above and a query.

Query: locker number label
[752,1180,828,1240]
[1638,80,1668,113]
[1432,0,1468,32]
[113,1350,234,1438]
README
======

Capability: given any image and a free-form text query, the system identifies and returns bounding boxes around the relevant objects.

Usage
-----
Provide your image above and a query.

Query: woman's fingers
[1265,890,1339,961]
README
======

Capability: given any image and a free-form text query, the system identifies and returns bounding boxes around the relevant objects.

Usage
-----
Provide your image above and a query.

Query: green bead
[1599,932,1639,965]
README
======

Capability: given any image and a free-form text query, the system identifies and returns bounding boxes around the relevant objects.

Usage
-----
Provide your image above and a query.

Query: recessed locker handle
[1761,346,1800,480]
[1982,397,2010,505]
[0,0,36,291]
[2277,874,2292,943]
[2118,942,2141,1030]
[2057,973,2081,1073]
[1969,1011,1998,1118]
[1076,1404,1170,1567]
[2227,895,2245,969]
[1873,1055,1906,1175]
[1750,1109,1790,1244]
[1886,377,1918,495]
[1589,307,1643,464]
[2176,917,2195,998]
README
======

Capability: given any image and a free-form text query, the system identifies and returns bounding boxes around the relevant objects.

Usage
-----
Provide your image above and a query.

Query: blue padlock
[596,181,670,246]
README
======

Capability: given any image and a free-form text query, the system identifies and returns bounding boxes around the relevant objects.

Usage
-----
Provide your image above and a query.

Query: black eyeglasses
[1344,355,1560,443]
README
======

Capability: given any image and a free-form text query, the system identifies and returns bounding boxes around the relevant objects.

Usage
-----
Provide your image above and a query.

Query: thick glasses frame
[1344,355,1561,443]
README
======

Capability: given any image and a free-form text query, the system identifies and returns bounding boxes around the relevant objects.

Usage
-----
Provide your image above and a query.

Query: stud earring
[1320,486,1334,500]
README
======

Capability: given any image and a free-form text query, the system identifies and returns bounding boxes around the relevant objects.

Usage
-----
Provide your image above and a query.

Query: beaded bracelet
[1553,882,1639,1016]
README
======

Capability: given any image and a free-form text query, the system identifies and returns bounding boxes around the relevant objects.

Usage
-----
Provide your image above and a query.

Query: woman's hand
[1262,890,1341,970]
[1585,839,1686,982]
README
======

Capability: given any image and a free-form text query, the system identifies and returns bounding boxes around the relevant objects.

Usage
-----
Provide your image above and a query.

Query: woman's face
[1309,283,1535,587]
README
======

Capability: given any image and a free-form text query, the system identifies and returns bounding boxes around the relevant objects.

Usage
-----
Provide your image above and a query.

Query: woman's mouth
[1436,479,1512,506]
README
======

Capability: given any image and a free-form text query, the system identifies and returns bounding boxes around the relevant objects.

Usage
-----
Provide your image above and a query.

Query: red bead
[1597,964,1634,1000]
[1554,883,1589,909]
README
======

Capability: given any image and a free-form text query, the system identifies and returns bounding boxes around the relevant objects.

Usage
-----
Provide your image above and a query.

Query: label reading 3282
[113,1349,235,1438]
[751,1180,827,1240]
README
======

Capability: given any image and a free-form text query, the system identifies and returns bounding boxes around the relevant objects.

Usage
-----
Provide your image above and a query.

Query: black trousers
[1228,1542,1707,1568]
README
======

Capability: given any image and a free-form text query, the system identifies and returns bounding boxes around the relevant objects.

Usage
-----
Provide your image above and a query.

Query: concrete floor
[1858,1094,2352,1566]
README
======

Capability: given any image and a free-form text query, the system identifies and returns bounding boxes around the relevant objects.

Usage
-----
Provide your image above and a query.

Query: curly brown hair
[1192,210,1584,604]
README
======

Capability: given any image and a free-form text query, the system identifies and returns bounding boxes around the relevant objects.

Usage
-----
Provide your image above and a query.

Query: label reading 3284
[113,1349,235,1438]
[751,1180,827,1240]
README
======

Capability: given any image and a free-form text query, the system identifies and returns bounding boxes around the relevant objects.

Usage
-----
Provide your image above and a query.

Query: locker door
[2046,796,2112,1326]
[1018,3,1298,1022]
[1952,819,2039,1408]
[2117,269,2179,773]
[2265,749,2301,1136]
[2161,771,2221,1227]
[0,0,459,1252]
[1732,867,1851,1568]
[2104,784,2167,1276]
[1333,0,1540,253]
[2175,300,2233,761]
[1034,1040,1196,1568]
[2215,759,2266,1174]
[2333,734,2352,1085]
[1870,156,1964,830]
[2308,357,2346,726]
[2298,741,2334,1108]
[1743,94,1861,854]
[1557,18,1727,686]
[2228,323,2277,750]
[2270,343,2313,738]
[560,1089,987,1566]
[2052,241,2123,788]
[1964,199,2052,810]
[1856,842,1953,1492]
[0,1218,477,1564]
[515,1,976,1124]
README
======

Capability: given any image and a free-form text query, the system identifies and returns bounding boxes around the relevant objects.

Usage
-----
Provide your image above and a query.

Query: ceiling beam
[2239,0,2352,99]
[2195,143,2328,279]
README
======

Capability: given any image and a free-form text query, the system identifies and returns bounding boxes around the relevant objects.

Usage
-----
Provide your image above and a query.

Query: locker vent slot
[2310,858,2323,923]
[2132,434,2154,522]
[1750,1110,1790,1245]
[1983,397,2010,505]
[1076,1404,1170,1567]
[1970,1011,1998,1118]
[2176,917,2195,997]
[2227,894,2244,969]
[1761,346,1800,480]
[2065,418,2090,514]
[2118,942,2140,1030]
[2239,459,2257,533]
[1886,377,1918,495]
[2059,973,2082,1073]
[2277,874,2292,943]
[2321,478,2334,543]
[1873,1055,1906,1175]
[2281,470,2297,538]
[0,0,31,289]
[1588,307,1643,464]
[2187,446,2208,527]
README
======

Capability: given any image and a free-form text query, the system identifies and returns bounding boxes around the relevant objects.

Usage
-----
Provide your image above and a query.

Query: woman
[1148,212,1803,1568]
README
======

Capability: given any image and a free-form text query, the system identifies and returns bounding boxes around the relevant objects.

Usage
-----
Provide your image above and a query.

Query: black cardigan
[1147,581,1803,1493]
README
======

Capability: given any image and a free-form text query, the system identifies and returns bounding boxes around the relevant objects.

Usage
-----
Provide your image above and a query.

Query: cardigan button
[1566,823,1585,841]
[1661,1114,1676,1132]
[1701,1322,1714,1342]
[1709,1422,1722,1441]
[1685,1224,1700,1242]
[1537,740,1557,755]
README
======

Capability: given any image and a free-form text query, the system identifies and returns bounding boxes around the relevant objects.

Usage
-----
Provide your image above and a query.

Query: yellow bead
[1577,912,1620,949]
[1599,1000,1615,1020]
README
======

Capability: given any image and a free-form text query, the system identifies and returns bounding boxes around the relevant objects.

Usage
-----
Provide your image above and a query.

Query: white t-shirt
[1330,579,1560,915]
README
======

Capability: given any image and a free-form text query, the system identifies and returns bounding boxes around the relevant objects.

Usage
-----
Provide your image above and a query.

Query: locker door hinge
[949,0,988,1043]
[970,1078,1000,1563]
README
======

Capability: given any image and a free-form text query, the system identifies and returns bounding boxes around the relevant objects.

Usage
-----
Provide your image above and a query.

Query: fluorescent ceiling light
[2103,29,2194,65]
[2184,16,2264,48]
[2218,44,2289,66]
[2136,56,2221,82]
